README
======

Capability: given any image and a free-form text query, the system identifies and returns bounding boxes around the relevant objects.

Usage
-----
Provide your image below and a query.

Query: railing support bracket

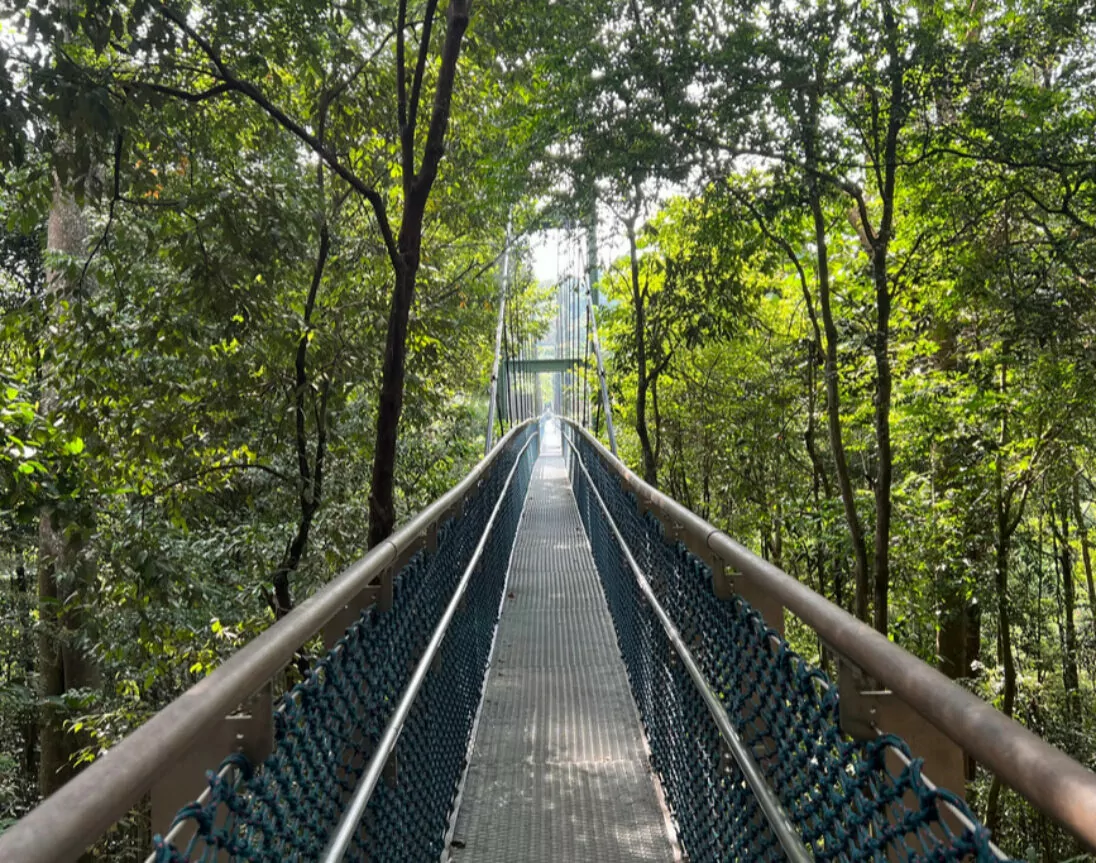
[324,586,381,650]
[151,682,274,840]
[839,661,966,802]
[700,546,785,637]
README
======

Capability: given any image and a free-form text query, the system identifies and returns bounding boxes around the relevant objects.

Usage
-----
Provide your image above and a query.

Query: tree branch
[79,131,123,290]
[396,0,409,187]
[413,0,471,200]
[407,0,442,159]
[147,461,293,498]
[154,2,400,271]
[139,80,233,103]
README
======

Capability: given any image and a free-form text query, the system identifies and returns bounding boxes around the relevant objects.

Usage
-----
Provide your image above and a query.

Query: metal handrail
[0,420,538,863]
[561,418,1096,853]
[320,430,538,861]
[566,431,813,862]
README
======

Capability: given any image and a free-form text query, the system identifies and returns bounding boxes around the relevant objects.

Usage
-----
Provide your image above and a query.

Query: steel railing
[560,417,1096,854]
[319,430,538,861]
[0,420,538,863]
[565,430,812,861]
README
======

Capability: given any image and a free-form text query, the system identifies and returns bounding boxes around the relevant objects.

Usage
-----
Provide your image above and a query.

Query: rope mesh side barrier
[565,430,1014,863]
[151,425,538,863]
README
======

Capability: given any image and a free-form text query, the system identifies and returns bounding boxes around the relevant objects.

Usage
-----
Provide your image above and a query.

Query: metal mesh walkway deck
[447,449,677,862]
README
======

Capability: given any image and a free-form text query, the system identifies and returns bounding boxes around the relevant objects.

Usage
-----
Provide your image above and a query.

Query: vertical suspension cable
[517,300,526,420]
[506,279,518,429]
[555,269,561,414]
[582,233,589,428]
[556,239,562,416]
[565,234,571,421]
[517,282,527,420]
[526,319,533,419]
[562,235,569,420]
[526,308,533,419]
[502,293,513,431]
[569,234,574,421]
[528,326,534,419]
[576,236,581,422]
[583,303,591,428]
[525,329,533,419]
[485,214,512,453]
[574,235,583,425]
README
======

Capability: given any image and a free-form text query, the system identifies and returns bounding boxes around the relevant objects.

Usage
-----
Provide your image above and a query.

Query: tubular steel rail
[566,436,811,862]
[560,417,1096,857]
[0,421,539,863]
[319,430,538,862]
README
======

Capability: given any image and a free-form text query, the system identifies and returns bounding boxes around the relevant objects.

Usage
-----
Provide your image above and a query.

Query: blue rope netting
[564,431,1013,863]
[152,427,538,863]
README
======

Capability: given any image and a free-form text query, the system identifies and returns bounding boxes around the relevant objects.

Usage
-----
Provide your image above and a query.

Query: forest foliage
[2,0,1096,859]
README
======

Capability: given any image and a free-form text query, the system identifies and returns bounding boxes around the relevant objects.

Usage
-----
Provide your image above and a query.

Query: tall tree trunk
[986,363,1019,833]
[870,242,893,635]
[807,185,870,623]
[1057,488,1080,700]
[369,256,417,548]
[931,327,977,682]
[985,526,1016,833]
[271,222,331,617]
[367,0,471,547]
[15,565,38,780]
[626,214,657,487]
[866,0,904,636]
[38,176,98,799]
[1073,473,1096,646]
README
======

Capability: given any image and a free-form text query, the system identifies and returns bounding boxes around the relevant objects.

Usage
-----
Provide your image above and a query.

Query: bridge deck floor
[446,447,678,862]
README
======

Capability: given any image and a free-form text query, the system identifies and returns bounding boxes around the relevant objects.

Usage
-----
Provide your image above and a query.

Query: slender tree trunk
[986,368,1018,833]
[771,499,784,571]
[931,328,975,681]
[15,565,38,780]
[701,462,711,522]
[38,175,98,799]
[367,0,471,546]
[271,222,331,617]
[867,1,903,635]
[803,339,833,499]
[807,185,870,622]
[1057,488,1080,700]
[870,243,893,635]
[985,528,1016,833]
[626,215,657,487]
[803,338,836,609]
[1073,474,1096,645]
[369,256,417,548]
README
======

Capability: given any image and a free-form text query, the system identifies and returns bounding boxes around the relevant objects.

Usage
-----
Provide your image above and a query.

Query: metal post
[585,216,617,455]
[485,217,512,454]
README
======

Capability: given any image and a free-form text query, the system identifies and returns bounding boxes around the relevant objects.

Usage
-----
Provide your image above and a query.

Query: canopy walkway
[3,415,1096,862]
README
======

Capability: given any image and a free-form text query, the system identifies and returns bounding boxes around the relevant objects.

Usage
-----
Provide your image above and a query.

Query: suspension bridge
[2,244,1096,863]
